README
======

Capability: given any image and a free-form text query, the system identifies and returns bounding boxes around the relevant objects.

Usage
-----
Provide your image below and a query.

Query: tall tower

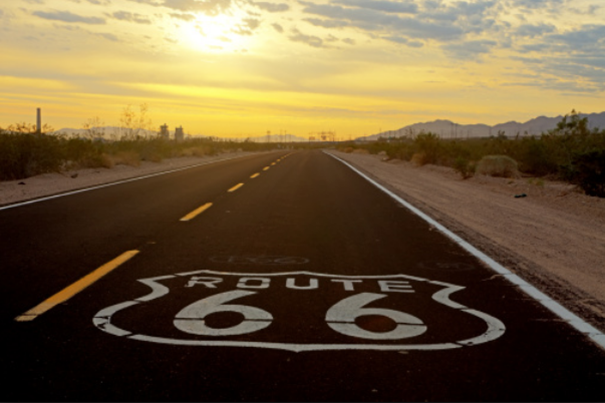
[175,126,184,142]
[160,124,169,139]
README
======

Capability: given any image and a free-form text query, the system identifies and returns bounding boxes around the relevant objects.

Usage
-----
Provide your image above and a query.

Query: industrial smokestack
[36,108,41,133]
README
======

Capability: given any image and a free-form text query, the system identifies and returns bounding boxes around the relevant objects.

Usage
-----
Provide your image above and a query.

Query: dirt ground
[332,150,605,332]
[2,149,604,331]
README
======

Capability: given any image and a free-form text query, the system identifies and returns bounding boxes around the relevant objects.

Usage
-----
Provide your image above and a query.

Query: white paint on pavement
[326,151,605,351]
[1,153,256,211]
[93,269,505,352]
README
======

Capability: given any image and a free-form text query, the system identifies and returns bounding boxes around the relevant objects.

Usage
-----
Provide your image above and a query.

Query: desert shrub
[63,137,106,168]
[0,132,64,180]
[414,133,441,164]
[475,155,520,178]
[411,152,428,166]
[567,150,605,197]
[453,156,475,179]
[112,151,141,167]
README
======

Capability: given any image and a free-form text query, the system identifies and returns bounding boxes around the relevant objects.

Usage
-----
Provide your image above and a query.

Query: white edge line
[0,154,250,211]
[325,151,605,351]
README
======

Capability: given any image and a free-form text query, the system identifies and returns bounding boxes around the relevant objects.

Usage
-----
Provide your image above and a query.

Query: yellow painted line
[15,250,140,322]
[228,183,244,192]
[271,162,276,166]
[180,202,213,222]
[250,173,260,179]
[263,166,270,171]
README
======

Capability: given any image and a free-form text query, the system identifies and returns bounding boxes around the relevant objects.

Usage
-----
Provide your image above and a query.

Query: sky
[1,0,604,139]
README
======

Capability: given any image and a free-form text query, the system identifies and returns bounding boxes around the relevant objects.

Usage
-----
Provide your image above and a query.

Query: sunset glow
[1,0,604,138]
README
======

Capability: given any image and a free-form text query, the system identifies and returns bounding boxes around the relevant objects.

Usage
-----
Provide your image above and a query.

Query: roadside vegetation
[338,110,605,198]
[2,109,604,197]
[0,104,282,181]
[0,127,282,181]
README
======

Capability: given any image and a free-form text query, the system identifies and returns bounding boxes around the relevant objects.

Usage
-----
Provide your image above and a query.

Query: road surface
[2,150,604,401]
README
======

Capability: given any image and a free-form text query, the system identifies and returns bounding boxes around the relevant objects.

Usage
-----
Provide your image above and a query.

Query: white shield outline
[93,270,505,352]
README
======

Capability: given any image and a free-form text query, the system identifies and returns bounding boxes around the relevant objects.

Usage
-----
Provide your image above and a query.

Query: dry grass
[179,146,208,157]
[111,151,141,167]
[475,155,520,178]
[352,148,370,155]
[410,152,428,166]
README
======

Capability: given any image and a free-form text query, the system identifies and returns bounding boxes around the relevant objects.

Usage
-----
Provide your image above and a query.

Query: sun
[178,12,252,53]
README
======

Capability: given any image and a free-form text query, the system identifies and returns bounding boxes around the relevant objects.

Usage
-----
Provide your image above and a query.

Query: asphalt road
[2,150,604,401]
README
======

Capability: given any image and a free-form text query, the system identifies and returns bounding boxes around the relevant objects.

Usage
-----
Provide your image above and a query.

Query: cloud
[442,39,497,59]
[161,0,232,15]
[383,35,423,47]
[300,2,464,40]
[272,23,283,33]
[97,32,120,41]
[111,11,152,24]
[546,24,605,52]
[511,0,564,10]
[32,10,106,24]
[334,0,418,14]
[515,23,556,38]
[250,1,289,12]
[288,28,323,48]
[232,18,261,35]
[304,18,349,29]
[169,12,196,21]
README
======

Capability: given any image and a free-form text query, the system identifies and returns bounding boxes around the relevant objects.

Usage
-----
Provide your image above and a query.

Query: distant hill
[358,111,605,141]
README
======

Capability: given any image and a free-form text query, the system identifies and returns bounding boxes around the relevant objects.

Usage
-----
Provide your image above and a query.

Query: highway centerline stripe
[180,202,213,222]
[0,154,251,212]
[15,250,140,322]
[250,173,260,179]
[263,167,270,171]
[228,183,244,192]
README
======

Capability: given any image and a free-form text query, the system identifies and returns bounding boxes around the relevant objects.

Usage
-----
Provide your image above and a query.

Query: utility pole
[36,108,41,134]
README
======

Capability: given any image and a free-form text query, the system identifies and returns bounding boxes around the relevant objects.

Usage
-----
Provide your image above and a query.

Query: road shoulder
[329,150,605,333]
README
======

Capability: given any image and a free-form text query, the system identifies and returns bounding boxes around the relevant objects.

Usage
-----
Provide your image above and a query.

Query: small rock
[71,173,78,179]
[514,193,527,198]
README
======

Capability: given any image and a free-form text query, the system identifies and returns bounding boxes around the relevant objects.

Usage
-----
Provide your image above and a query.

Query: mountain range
[358,111,605,141]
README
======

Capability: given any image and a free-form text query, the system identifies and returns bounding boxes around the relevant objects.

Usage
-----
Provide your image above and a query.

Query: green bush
[453,156,475,179]
[0,132,64,180]
[568,150,605,197]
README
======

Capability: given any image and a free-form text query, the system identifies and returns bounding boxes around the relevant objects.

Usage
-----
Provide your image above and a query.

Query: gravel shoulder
[331,150,605,332]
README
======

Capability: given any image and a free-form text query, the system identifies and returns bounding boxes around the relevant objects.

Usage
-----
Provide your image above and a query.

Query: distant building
[160,124,169,139]
[175,126,184,142]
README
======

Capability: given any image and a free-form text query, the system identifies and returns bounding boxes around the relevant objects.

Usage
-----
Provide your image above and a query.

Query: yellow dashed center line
[263,166,270,171]
[250,173,260,179]
[15,250,140,322]
[271,162,276,166]
[228,183,244,192]
[180,202,212,222]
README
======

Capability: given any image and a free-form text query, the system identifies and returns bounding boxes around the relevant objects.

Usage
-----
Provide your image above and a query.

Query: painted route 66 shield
[93,270,505,352]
